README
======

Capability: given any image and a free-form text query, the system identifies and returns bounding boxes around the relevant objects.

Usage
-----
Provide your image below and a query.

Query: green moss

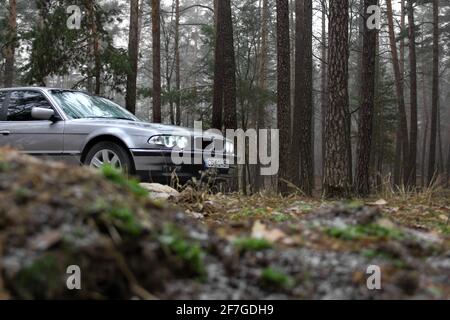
[159,224,206,277]
[261,267,293,288]
[324,224,405,241]
[14,187,32,203]
[107,207,143,236]
[344,200,365,210]
[15,255,62,299]
[0,161,10,172]
[88,197,143,236]
[361,249,407,268]
[272,214,291,222]
[232,208,266,220]
[101,165,148,198]
[233,237,272,251]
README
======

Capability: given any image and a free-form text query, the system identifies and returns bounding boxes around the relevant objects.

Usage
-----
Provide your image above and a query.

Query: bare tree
[394,0,406,186]
[386,0,410,187]
[323,0,351,198]
[320,0,327,180]
[212,0,224,130]
[428,0,439,184]
[355,0,378,195]
[407,0,418,187]
[254,0,270,192]
[222,0,237,130]
[175,0,181,125]
[292,0,313,195]
[152,0,162,123]
[125,0,139,114]
[276,0,291,194]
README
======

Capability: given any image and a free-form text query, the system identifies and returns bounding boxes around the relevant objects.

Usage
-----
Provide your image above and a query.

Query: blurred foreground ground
[0,148,449,299]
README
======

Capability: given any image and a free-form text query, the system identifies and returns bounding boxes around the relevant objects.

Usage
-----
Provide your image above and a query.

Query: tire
[84,141,134,175]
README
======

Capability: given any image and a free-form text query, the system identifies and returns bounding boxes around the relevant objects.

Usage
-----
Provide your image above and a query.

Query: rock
[139,183,180,200]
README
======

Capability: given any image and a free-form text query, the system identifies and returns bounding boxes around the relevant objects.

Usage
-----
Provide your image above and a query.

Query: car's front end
[131,133,236,184]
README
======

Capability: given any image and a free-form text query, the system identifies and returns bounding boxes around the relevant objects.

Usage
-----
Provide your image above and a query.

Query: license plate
[205,158,229,169]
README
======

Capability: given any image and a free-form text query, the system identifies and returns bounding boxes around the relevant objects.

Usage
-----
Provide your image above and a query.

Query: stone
[139,183,180,200]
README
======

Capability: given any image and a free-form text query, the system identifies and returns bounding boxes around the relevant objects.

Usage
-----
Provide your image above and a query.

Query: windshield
[50,90,139,121]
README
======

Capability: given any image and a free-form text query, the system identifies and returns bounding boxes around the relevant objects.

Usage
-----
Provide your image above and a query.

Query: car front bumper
[130,149,236,183]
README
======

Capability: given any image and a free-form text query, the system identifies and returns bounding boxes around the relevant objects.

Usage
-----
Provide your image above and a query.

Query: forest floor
[170,187,450,299]
[0,148,449,300]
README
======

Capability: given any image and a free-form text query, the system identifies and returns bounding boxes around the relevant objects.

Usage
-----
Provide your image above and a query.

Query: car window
[0,92,6,121]
[7,90,53,121]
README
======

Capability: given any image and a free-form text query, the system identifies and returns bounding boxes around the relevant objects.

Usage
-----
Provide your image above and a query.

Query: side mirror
[31,107,55,121]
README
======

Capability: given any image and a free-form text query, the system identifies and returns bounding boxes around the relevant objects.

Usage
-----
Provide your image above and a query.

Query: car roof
[0,87,78,93]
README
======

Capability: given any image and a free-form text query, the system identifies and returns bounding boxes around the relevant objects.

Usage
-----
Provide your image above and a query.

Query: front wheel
[84,141,133,175]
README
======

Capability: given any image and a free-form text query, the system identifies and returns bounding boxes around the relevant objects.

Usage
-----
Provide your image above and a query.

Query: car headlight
[225,141,234,154]
[176,136,189,149]
[148,135,189,149]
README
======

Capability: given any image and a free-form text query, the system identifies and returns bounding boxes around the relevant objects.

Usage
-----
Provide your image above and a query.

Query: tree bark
[212,0,224,130]
[254,0,269,192]
[355,0,378,196]
[276,0,291,195]
[175,0,181,125]
[125,0,139,114]
[428,0,439,185]
[152,0,162,123]
[394,0,406,186]
[320,0,327,181]
[323,0,351,198]
[292,0,313,195]
[407,0,418,188]
[222,0,237,130]
[386,0,410,187]
[3,0,17,88]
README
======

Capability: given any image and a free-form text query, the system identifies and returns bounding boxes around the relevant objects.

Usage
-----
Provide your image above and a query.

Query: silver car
[0,87,234,183]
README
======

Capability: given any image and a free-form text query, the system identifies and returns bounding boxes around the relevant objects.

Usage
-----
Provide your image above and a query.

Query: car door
[0,90,64,159]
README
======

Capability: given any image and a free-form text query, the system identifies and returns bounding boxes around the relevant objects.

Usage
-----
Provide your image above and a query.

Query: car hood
[67,119,225,140]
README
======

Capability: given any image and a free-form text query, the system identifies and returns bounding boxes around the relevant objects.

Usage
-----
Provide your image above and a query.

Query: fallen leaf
[251,220,286,243]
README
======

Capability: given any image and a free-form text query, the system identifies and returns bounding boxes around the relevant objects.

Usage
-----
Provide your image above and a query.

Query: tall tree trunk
[254,0,269,192]
[355,0,378,196]
[276,0,291,195]
[323,0,351,198]
[320,0,327,181]
[421,105,429,187]
[394,0,406,186]
[386,0,410,187]
[175,0,181,125]
[3,0,17,88]
[292,0,313,195]
[212,0,224,130]
[373,33,383,189]
[222,0,237,130]
[428,0,439,185]
[125,0,139,114]
[407,0,418,188]
[152,0,162,123]
[88,0,101,95]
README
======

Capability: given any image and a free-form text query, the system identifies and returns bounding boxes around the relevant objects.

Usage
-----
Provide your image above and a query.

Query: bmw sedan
[0,87,235,183]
